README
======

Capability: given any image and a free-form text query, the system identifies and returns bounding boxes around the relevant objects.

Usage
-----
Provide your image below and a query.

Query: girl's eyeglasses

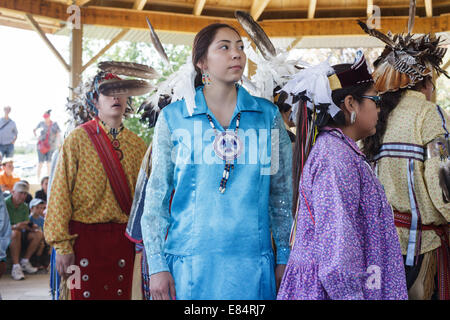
[362,95,382,105]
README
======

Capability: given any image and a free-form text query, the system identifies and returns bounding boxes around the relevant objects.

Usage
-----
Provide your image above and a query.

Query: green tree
[82,38,191,144]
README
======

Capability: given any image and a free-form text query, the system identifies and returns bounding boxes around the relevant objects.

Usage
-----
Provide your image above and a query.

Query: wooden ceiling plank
[193,0,207,16]
[250,0,271,21]
[23,13,70,71]
[308,0,317,19]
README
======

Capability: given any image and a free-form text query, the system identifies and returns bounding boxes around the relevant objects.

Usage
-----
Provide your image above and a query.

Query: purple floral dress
[277,127,408,300]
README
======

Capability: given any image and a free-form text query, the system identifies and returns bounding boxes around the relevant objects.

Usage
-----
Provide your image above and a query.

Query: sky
[0,25,70,146]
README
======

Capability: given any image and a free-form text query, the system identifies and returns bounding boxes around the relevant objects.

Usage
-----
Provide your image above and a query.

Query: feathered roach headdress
[65,62,157,130]
[358,0,449,94]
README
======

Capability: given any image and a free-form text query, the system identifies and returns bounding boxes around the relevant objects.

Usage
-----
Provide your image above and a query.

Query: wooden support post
[70,25,83,100]
[23,13,70,72]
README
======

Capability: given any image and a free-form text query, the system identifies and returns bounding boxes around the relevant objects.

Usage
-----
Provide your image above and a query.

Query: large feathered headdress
[65,62,157,131]
[358,0,449,94]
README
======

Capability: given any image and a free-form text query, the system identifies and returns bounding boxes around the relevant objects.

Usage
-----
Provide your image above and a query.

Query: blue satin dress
[141,85,292,300]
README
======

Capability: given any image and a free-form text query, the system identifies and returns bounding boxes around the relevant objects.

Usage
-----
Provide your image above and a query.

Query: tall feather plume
[357,20,395,48]
[408,0,416,34]
[146,17,170,66]
[98,61,159,80]
[99,79,154,97]
[234,10,276,60]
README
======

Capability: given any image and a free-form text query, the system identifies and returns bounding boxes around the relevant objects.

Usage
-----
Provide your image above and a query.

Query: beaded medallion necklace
[205,112,242,193]
[101,120,125,161]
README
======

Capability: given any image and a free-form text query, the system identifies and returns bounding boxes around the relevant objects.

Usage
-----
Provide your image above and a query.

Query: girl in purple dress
[277,53,408,300]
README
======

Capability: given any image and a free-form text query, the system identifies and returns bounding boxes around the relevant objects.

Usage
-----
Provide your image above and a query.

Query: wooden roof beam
[23,13,70,72]
[250,0,271,21]
[308,0,317,19]
[425,0,433,18]
[1,0,449,36]
[193,0,207,16]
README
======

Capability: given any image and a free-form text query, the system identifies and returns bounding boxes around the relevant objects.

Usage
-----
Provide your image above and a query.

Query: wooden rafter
[286,37,302,51]
[193,0,207,16]
[132,0,147,11]
[443,59,450,71]
[308,0,317,19]
[76,0,91,6]
[250,0,271,21]
[425,0,433,18]
[23,13,70,71]
[1,1,449,36]
[81,29,129,72]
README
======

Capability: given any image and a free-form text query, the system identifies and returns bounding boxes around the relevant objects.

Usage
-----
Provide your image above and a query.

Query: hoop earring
[350,111,357,124]
[202,71,211,86]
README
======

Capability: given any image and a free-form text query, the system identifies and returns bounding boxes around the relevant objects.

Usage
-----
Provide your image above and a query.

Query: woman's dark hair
[291,63,374,218]
[192,23,241,88]
[361,75,431,160]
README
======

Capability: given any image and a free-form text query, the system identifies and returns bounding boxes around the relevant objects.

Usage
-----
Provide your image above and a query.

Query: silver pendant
[213,131,243,161]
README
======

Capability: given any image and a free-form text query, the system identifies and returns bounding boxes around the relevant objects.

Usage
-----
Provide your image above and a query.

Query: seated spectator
[29,198,49,271]
[0,191,11,287]
[0,158,20,193]
[34,176,49,202]
[19,180,33,205]
[6,181,43,280]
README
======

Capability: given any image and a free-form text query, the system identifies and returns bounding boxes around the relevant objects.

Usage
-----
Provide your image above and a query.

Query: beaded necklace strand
[205,112,242,193]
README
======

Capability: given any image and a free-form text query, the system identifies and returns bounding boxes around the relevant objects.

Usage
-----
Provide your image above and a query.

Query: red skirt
[69,221,135,300]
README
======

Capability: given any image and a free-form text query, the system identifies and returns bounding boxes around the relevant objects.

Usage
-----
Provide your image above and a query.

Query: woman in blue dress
[140,23,292,300]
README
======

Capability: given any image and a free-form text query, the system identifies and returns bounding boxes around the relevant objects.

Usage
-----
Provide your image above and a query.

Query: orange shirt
[0,171,20,192]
